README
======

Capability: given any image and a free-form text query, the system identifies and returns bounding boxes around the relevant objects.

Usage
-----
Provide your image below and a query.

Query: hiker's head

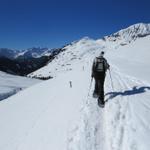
[100,51,105,57]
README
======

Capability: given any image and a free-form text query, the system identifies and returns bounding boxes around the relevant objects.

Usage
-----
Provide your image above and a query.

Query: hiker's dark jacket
[92,56,110,79]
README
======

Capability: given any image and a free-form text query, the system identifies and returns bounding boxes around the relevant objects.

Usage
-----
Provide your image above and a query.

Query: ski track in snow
[67,65,150,150]
[1,61,150,150]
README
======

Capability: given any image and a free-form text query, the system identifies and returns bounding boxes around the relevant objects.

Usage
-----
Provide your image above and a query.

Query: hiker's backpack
[94,57,106,72]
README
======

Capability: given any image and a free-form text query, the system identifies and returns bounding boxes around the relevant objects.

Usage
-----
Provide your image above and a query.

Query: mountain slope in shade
[0,48,64,76]
[0,48,19,59]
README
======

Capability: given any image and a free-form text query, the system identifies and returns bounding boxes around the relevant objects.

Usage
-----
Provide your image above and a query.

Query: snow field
[0,71,40,101]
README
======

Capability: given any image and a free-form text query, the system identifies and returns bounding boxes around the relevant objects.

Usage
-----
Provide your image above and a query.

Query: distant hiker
[91,51,110,106]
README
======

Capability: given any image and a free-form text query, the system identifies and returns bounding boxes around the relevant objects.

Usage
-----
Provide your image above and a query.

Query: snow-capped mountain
[29,23,150,78]
[0,47,63,76]
[0,23,150,150]
[1,23,149,61]
[1,23,150,76]
[97,23,150,49]
[0,47,54,59]
[16,47,53,58]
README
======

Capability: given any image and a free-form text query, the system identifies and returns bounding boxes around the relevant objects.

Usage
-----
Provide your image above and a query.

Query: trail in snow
[105,67,150,150]
[1,61,150,150]
[1,62,150,150]
[68,65,150,150]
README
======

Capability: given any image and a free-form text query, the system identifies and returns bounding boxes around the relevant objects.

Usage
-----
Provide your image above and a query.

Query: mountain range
[0,23,150,76]
[0,47,64,76]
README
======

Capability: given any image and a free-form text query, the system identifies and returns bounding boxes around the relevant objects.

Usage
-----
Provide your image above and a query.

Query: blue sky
[0,0,150,49]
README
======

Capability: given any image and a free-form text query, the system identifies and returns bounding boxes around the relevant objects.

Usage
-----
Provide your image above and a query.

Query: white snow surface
[0,71,40,100]
[97,23,150,49]
[1,23,150,150]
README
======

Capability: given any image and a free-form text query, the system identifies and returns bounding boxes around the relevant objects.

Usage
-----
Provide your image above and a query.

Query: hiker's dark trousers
[94,72,105,101]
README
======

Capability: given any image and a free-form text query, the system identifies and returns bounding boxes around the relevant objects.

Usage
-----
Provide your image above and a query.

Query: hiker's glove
[91,73,94,78]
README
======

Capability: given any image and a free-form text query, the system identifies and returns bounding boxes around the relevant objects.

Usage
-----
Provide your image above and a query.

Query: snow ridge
[103,23,150,47]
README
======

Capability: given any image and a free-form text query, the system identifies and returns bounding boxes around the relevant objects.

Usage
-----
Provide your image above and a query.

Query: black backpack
[94,57,106,72]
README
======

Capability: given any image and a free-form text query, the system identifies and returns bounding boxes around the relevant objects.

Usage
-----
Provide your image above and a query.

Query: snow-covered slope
[28,37,105,78]
[97,23,150,49]
[0,23,150,150]
[29,23,150,78]
[108,35,150,83]
[0,71,40,101]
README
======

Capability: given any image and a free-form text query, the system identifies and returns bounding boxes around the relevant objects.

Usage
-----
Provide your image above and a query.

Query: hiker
[91,51,110,105]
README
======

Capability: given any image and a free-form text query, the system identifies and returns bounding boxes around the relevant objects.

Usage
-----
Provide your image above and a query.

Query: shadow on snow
[105,86,150,101]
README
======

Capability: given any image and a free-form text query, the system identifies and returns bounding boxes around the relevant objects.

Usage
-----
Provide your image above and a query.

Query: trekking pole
[109,69,114,92]
[88,77,93,97]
